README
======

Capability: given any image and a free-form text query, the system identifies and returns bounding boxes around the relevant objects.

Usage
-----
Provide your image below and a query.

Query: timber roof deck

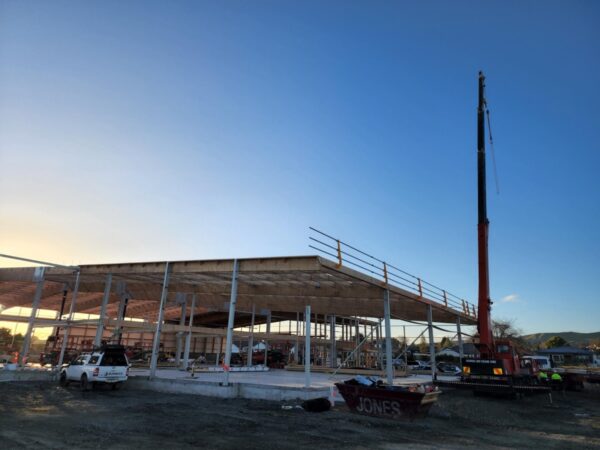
[0,255,477,326]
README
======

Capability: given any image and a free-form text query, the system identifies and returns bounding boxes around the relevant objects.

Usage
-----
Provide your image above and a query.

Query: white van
[523,355,552,370]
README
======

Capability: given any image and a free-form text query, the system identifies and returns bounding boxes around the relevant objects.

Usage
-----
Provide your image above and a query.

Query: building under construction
[0,230,477,399]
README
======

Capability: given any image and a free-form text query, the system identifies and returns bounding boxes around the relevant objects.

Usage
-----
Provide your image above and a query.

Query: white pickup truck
[59,345,129,391]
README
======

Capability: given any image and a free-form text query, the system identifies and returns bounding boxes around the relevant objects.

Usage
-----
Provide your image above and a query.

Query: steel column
[294,312,299,364]
[58,271,81,367]
[175,294,186,367]
[427,305,436,381]
[330,314,336,368]
[247,304,255,367]
[93,273,112,348]
[403,325,408,368]
[223,259,239,385]
[304,304,311,388]
[215,337,222,367]
[375,323,381,369]
[355,319,360,365]
[114,286,129,344]
[264,309,271,368]
[53,286,68,349]
[383,289,394,384]
[457,316,464,363]
[19,267,46,366]
[183,294,196,370]
[150,263,171,379]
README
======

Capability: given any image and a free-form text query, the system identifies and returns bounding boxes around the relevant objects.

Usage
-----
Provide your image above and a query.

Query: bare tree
[492,319,532,354]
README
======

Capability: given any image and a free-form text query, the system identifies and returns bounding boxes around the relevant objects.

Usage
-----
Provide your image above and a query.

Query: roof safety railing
[308,227,476,318]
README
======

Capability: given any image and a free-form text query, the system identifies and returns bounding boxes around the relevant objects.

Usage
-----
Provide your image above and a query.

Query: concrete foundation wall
[0,369,54,383]
[127,376,333,402]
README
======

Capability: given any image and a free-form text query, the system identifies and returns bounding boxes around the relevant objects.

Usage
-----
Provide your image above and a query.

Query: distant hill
[521,331,600,348]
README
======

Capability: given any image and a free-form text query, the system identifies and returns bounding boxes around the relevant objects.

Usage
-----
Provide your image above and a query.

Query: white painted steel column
[294,312,299,364]
[223,259,239,386]
[114,287,128,344]
[183,294,196,370]
[19,267,46,366]
[150,263,171,379]
[93,273,112,348]
[383,289,394,385]
[304,305,311,388]
[330,314,336,368]
[215,337,222,367]
[403,325,408,368]
[355,319,360,365]
[457,316,464,364]
[264,309,271,368]
[247,304,255,367]
[375,323,381,369]
[58,271,81,367]
[175,294,186,367]
[427,305,436,381]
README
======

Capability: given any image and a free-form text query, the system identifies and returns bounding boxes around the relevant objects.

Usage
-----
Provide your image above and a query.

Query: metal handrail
[309,227,476,318]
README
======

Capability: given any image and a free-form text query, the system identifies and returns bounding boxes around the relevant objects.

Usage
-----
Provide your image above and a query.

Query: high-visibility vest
[551,373,562,381]
[538,372,548,379]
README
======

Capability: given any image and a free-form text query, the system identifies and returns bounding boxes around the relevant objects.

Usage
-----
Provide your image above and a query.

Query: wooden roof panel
[0,255,477,325]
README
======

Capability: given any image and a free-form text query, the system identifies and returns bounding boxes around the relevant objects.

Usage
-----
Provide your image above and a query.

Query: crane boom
[477,71,494,356]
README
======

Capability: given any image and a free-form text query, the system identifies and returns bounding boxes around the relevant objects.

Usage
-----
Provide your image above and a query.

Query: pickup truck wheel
[80,374,89,391]
[59,371,69,387]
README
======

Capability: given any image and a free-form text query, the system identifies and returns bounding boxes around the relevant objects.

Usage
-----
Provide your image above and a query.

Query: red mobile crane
[460,72,545,392]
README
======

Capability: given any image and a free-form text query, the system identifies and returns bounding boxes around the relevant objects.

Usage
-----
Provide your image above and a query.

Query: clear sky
[1,1,599,334]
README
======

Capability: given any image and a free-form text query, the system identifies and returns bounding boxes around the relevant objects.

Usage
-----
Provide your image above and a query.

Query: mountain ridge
[521,331,600,347]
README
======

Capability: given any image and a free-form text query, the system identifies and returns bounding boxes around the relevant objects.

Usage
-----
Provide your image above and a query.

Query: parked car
[408,360,430,371]
[393,358,407,369]
[59,345,129,391]
[419,363,432,371]
[436,362,461,374]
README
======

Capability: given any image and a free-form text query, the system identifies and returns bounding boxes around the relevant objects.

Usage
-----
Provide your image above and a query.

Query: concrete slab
[128,368,455,403]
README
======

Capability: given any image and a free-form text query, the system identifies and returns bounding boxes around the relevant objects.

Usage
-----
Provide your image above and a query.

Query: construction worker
[551,372,563,391]
[538,371,548,384]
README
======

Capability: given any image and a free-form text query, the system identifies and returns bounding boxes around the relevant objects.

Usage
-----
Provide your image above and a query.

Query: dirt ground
[0,381,599,449]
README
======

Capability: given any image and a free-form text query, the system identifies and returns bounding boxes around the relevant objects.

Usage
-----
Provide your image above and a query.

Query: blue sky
[1,1,599,334]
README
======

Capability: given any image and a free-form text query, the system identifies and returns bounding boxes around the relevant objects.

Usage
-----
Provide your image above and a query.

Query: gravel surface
[1,381,599,449]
